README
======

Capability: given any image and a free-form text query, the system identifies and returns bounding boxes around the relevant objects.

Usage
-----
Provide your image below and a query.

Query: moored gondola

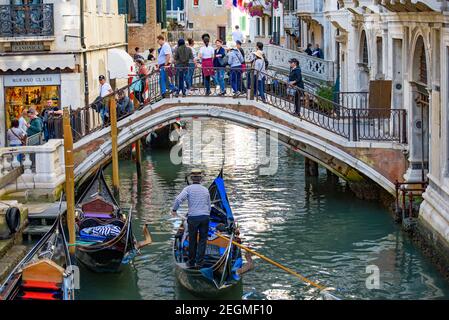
[74,169,137,273]
[0,214,75,300]
[173,170,243,297]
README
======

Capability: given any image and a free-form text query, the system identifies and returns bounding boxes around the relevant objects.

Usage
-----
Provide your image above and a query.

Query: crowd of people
[152,28,271,100]
[6,101,63,149]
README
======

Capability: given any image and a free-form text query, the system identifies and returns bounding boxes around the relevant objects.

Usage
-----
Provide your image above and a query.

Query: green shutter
[118,0,127,14]
[138,0,146,24]
[240,17,246,32]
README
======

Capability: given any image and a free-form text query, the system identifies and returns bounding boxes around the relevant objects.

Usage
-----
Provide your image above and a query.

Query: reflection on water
[78,120,449,300]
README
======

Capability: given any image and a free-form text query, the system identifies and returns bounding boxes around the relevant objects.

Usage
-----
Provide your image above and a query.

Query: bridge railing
[47,66,406,144]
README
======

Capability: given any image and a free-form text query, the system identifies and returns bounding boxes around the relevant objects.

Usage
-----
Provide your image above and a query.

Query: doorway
[218,26,226,42]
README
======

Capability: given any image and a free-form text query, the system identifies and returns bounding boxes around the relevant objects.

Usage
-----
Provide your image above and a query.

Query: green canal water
[78,120,449,300]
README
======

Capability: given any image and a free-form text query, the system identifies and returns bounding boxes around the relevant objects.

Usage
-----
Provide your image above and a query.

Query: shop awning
[0,54,76,72]
[108,48,135,79]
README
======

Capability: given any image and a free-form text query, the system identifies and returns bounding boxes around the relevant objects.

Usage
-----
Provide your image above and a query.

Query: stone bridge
[72,96,407,199]
[0,68,408,202]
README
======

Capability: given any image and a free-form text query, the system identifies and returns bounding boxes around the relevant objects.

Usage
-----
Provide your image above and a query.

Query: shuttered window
[138,0,146,24]
[118,0,127,14]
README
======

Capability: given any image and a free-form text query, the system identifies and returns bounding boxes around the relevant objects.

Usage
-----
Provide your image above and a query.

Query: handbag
[11,128,27,145]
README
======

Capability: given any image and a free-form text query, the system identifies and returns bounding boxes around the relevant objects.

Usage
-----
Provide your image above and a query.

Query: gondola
[74,169,137,273]
[0,214,75,300]
[173,170,243,297]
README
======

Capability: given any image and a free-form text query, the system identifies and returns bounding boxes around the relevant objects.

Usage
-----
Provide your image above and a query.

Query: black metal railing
[337,92,369,109]
[0,4,54,37]
[46,66,408,144]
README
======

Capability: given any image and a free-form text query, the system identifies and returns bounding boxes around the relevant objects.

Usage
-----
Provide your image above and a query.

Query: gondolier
[172,169,211,268]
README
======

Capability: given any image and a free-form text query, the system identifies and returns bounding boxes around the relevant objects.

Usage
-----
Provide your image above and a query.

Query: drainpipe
[80,0,89,107]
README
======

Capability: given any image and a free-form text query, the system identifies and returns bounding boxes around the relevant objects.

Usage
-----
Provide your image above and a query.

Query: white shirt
[18,116,28,135]
[199,46,214,59]
[232,30,243,43]
[100,82,113,98]
[172,184,211,217]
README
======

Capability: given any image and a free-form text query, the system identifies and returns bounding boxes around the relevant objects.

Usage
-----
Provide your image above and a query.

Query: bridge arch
[74,97,407,197]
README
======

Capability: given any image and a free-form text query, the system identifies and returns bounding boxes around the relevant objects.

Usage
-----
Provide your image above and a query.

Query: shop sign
[11,41,46,52]
[4,74,61,87]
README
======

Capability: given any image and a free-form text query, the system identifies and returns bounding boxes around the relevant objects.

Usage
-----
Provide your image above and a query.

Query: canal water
[78,120,449,300]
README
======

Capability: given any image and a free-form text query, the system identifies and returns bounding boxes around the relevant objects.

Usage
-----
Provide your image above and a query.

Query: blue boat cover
[213,176,234,222]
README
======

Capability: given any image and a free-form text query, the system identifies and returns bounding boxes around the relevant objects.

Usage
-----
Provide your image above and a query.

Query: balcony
[167,10,186,27]
[0,4,54,38]
[297,0,324,15]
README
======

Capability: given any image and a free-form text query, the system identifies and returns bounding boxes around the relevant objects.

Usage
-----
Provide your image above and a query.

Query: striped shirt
[172,184,211,217]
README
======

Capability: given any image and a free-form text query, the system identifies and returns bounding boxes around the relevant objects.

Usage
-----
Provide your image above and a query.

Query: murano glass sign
[4,74,61,87]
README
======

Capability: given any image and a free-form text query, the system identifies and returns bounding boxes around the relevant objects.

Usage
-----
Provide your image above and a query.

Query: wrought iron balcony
[0,4,54,38]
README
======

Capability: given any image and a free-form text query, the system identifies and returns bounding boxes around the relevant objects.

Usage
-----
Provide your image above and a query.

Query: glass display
[4,85,59,129]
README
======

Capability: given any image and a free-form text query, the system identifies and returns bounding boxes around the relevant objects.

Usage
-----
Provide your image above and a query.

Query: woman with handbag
[7,119,26,162]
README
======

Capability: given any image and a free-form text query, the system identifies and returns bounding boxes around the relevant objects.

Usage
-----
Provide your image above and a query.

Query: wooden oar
[215,232,328,291]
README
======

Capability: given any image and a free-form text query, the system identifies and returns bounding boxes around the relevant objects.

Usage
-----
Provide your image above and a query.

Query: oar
[214,232,336,295]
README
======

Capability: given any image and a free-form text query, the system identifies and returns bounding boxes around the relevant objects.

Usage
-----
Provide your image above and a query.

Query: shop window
[4,85,59,131]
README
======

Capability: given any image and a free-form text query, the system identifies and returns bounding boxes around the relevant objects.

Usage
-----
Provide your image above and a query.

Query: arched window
[413,36,428,85]
[360,31,369,65]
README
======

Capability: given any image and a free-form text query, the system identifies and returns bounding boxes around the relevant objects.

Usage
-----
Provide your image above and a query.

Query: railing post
[351,109,358,142]
[110,98,120,197]
[249,68,255,100]
[401,110,407,144]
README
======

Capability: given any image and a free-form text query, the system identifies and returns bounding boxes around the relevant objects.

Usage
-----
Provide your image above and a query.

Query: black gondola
[0,214,75,300]
[75,169,137,273]
[173,170,243,297]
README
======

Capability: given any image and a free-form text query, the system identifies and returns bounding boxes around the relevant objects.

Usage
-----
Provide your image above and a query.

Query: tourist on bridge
[42,99,62,141]
[135,58,149,105]
[174,38,193,97]
[198,34,215,96]
[232,25,244,44]
[236,40,247,92]
[253,51,266,102]
[98,75,113,125]
[147,48,156,62]
[116,90,134,117]
[7,119,26,161]
[312,44,324,59]
[133,47,145,61]
[227,44,245,98]
[288,58,304,115]
[305,43,313,56]
[157,35,173,98]
[186,38,197,94]
[213,39,226,96]
[172,169,211,268]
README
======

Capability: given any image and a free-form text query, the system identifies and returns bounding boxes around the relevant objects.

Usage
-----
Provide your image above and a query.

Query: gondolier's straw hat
[190,168,203,176]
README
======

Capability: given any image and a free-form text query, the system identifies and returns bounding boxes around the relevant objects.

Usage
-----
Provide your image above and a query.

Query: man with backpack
[174,38,193,97]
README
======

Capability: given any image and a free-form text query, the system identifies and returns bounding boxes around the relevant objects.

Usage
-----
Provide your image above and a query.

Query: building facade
[0,0,130,147]
[119,0,166,55]
[292,0,449,254]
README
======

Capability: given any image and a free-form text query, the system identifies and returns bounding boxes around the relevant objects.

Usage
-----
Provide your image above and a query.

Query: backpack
[263,53,269,69]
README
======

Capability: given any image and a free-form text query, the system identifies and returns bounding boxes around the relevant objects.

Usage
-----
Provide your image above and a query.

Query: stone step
[26,202,66,226]
[23,225,52,242]
[0,245,28,283]
[1,190,29,204]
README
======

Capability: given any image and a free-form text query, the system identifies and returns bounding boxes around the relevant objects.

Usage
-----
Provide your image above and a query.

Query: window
[256,18,260,36]
[119,0,147,24]
[262,17,266,36]
[105,0,111,14]
[360,31,369,65]
[193,0,199,7]
[216,0,223,6]
[96,0,102,14]
[188,22,194,29]
[268,17,272,35]
[240,16,246,32]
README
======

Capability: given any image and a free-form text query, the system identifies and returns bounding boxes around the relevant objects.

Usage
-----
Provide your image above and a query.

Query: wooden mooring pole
[110,98,120,197]
[63,107,76,255]
[135,139,142,179]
